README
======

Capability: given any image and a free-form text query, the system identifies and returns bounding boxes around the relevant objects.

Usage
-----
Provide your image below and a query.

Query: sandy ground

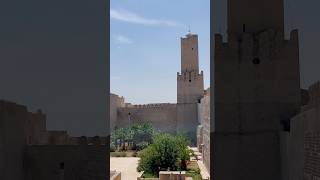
[110,157,143,180]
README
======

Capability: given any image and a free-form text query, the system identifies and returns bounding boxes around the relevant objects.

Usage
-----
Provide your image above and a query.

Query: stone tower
[213,0,300,179]
[177,33,204,104]
[177,33,204,144]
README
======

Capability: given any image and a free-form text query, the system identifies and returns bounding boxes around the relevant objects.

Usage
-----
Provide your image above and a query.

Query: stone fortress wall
[283,81,320,180]
[25,137,107,180]
[117,103,177,133]
[111,33,205,145]
[0,100,107,180]
[212,1,320,180]
[197,88,211,171]
[0,100,29,180]
[213,0,301,179]
[110,93,125,130]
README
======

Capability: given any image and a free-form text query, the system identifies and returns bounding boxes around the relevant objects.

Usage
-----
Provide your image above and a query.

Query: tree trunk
[181,160,187,170]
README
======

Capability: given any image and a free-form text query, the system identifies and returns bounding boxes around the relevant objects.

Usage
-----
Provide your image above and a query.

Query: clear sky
[110,0,210,104]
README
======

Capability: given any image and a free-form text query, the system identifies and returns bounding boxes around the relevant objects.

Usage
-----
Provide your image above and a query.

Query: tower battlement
[177,70,203,81]
[213,0,301,179]
[215,29,299,52]
[228,0,284,37]
[119,103,176,109]
[177,33,204,104]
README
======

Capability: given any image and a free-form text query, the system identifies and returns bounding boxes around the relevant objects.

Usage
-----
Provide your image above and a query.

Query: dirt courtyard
[110,157,143,180]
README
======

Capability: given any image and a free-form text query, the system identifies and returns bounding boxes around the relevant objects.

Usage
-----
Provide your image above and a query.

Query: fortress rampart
[121,103,176,109]
[116,103,177,133]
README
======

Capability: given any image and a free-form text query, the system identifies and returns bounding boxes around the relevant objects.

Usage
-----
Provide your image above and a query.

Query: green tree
[137,133,190,177]
[111,127,129,150]
[131,122,154,150]
[111,122,155,151]
[175,132,192,170]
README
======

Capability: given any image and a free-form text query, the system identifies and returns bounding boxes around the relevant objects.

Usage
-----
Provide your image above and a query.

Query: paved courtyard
[110,157,143,180]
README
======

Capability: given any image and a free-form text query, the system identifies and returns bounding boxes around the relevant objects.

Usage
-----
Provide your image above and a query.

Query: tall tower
[177,32,204,144]
[177,33,204,104]
[213,0,300,179]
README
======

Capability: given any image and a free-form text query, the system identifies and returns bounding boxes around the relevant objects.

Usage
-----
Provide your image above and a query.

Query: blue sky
[110,0,210,104]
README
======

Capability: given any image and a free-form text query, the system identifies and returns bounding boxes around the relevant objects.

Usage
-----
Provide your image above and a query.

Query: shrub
[110,143,116,152]
[132,151,138,157]
[111,122,155,150]
[136,141,149,151]
[137,133,190,177]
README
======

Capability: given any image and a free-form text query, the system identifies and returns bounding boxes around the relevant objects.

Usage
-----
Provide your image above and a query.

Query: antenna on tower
[188,25,191,34]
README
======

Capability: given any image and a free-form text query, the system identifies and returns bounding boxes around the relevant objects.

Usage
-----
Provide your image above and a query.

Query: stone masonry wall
[214,27,300,180]
[110,93,125,131]
[0,100,28,180]
[301,81,320,180]
[281,81,320,180]
[117,104,177,133]
[25,142,107,180]
[197,88,210,171]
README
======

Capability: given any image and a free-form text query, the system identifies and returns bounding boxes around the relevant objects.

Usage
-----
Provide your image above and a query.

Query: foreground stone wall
[27,110,47,145]
[0,100,108,180]
[214,26,300,179]
[0,101,28,180]
[45,130,69,145]
[25,143,107,180]
[287,81,320,180]
[284,111,304,180]
[279,81,320,180]
[0,100,52,180]
[117,104,177,133]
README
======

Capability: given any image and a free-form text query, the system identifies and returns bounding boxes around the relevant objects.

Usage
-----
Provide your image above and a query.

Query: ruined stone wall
[214,27,300,180]
[25,141,107,180]
[117,104,177,133]
[110,93,125,131]
[44,130,70,145]
[0,101,50,179]
[0,100,108,180]
[26,110,47,145]
[68,136,108,145]
[0,101,28,180]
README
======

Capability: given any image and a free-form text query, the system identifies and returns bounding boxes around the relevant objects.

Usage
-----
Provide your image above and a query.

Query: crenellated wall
[110,93,125,131]
[177,70,204,104]
[0,100,29,180]
[0,100,108,180]
[25,142,107,180]
[26,110,48,145]
[116,103,177,133]
[214,21,301,179]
